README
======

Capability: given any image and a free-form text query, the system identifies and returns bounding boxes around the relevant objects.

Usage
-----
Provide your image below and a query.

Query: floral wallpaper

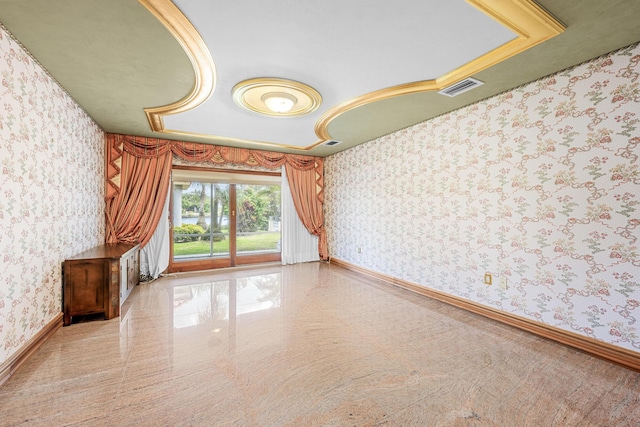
[325,43,640,352]
[0,26,105,365]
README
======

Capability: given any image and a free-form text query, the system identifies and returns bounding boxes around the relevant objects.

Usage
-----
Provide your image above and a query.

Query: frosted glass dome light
[262,92,297,113]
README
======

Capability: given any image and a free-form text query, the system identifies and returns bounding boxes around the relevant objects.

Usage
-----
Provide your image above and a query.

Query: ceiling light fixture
[262,92,297,113]
[232,78,322,117]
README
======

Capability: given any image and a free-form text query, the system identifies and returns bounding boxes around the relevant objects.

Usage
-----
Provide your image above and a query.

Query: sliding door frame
[167,166,281,273]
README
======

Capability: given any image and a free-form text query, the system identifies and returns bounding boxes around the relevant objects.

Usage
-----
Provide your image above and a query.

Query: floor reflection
[172,281,230,329]
[171,273,282,329]
[166,273,282,356]
[5,263,639,426]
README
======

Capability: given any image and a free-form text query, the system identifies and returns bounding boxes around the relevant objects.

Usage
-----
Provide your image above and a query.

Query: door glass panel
[236,184,281,255]
[172,181,230,260]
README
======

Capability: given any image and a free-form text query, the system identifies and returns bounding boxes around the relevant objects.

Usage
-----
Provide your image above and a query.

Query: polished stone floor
[1,262,639,426]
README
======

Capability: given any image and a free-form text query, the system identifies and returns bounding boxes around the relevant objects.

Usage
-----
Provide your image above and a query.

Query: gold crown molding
[141,0,563,151]
[313,0,565,142]
[157,127,322,152]
[138,0,216,131]
[138,1,318,151]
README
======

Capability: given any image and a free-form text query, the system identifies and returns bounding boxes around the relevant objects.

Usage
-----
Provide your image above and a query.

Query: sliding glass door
[169,169,281,272]
[236,184,281,256]
[172,182,230,259]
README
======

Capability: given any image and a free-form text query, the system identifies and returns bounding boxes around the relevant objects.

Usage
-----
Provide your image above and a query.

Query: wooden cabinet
[63,243,139,326]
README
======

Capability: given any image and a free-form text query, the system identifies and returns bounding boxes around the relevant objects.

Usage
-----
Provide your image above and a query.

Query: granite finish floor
[1,262,639,426]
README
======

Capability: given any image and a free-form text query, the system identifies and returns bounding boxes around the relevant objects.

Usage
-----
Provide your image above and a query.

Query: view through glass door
[236,184,281,256]
[173,182,231,259]
[169,169,281,272]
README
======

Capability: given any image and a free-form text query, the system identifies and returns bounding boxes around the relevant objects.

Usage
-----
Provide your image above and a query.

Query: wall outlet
[499,277,508,290]
[484,273,492,285]
[357,247,362,253]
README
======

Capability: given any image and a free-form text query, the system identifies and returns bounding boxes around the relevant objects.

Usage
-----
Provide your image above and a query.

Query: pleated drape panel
[105,133,327,260]
[281,165,320,264]
[105,144,172,246]
[284,159,328,260]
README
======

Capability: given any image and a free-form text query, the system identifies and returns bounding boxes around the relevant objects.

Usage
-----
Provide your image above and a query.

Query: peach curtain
[284,158,328,260]
[105,135,172,246]
[105,134,327,259]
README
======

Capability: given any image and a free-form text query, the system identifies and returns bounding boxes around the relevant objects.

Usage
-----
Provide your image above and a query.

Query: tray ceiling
[1,0,640,156]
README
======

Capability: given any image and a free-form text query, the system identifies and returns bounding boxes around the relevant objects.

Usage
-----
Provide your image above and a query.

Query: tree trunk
[196,184,207,229]
[211,199,220,231]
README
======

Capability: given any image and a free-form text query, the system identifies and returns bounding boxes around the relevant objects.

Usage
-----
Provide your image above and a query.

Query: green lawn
[174,232,280,257]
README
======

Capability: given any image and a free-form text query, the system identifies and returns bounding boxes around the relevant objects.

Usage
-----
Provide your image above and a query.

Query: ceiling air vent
[438,77,484,97]
[323,140,341,147]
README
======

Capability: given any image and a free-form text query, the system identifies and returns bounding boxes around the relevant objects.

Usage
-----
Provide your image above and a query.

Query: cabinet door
[127,252,137,291]
[133,250,140,283]
[67,260,108,314]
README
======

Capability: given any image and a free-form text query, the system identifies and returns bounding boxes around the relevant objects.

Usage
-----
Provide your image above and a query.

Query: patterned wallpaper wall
[325,43,640,352]
[0,27,105,365]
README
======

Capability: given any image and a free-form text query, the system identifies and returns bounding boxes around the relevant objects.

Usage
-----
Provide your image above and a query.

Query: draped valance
[105,133,327,259]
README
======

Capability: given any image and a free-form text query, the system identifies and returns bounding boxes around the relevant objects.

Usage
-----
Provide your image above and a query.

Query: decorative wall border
[330,258,640,372]
[0,313,63,388]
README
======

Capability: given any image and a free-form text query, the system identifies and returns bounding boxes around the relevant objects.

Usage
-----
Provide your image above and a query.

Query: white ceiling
[165,0,515,148]
[1,0,640,156]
